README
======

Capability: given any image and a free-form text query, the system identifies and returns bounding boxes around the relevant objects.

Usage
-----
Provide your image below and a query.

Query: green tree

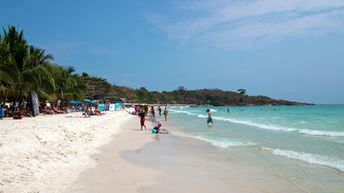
[136,87,150,103]
[0,26,85,114]
[0,26,55,115]
[237,89,247,104]
[49,65,85,106]
[81,72,89,77]
[237,89,247,95]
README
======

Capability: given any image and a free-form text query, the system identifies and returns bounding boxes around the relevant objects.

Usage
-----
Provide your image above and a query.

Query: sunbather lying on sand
[43,107,54,114]
[94,108,103,116]
[53,107,65,114]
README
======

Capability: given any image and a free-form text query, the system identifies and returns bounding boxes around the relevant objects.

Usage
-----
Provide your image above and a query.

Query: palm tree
[25,46,55,115]
[0,26,55,116]
[0,27,24,101]
[1,26,85,115]
[49,65,85,107]
[0,33,16,100]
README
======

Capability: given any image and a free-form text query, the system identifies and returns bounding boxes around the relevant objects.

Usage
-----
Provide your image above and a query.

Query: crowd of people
[0,102,73,120]
[0,102,108,120]
[134,105,169,134]
[0,104,36,119]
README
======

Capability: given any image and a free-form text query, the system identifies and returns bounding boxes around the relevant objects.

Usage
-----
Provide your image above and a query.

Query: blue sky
[1,0,344,104]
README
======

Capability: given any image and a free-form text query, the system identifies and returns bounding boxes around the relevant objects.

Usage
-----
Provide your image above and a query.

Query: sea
[167,105,344,193]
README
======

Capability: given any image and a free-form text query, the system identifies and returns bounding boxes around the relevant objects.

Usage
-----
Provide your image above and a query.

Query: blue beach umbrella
[83,100,92,105]
[70,100,81,105]
[83,100,97,105]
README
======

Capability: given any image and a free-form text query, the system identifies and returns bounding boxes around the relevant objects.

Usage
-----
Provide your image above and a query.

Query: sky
[1,0,344,104]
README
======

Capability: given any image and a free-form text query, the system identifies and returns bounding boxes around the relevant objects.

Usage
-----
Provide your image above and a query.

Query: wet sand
[65,116,307,193]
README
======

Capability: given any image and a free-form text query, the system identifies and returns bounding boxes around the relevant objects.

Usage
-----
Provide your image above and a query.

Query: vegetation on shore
[0,26,85,109]
[1,26,310,110]
[81,75,311,106]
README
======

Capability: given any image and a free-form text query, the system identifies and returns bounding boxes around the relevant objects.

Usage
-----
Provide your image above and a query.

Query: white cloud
[146,0,344,49]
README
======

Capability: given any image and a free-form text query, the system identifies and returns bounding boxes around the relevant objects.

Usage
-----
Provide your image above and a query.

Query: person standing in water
[227,108,230,114]
[163,107,168,121]
[158,106,162,116]
[206,109,213,125]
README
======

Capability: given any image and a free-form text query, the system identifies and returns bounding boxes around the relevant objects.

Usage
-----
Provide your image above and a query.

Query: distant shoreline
[125,103,315,107]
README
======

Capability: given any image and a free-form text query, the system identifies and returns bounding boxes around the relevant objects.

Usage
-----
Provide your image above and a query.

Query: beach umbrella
[70,101,81,105]
[83,100,92,105]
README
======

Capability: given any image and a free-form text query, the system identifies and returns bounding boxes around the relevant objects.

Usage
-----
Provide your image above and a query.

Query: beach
[65,122,306,193]
[1,106,343,193]
[0,111,131,193]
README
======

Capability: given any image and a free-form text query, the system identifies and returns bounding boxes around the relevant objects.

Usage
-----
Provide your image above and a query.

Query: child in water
[152,122,169,134]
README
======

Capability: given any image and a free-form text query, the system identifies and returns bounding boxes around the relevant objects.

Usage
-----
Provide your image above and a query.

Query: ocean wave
[210,108,218,112]
[211,116,344,137]
[193,136,256,148]
[197,114,207,118]
[176,106,189,109]
[169,109,197,116]
[170,109,344,137]
[262,147,344,172]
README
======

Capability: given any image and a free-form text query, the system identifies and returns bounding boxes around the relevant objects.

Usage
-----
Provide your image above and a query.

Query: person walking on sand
[163,107,168,121]
[139,112,147,131]
[151,106,155,118]
[206,109,213,126]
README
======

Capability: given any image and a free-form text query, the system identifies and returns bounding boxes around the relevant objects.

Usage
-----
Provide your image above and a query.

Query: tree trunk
[30,91,39,117]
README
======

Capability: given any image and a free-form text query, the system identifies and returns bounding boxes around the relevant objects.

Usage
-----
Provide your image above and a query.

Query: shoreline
[163,110,344,193]
[65,115,307,193]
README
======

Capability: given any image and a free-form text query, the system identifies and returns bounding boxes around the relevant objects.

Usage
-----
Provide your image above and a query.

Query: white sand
[65,118,162,193]
[0,111,131,193]
[1,111,308,193]
[65,118,307,193]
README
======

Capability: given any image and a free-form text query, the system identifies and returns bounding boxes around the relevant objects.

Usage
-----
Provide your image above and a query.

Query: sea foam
[170,109,344,137]
[169,109,197,116]
[211,116,344,137]
[193,136,256,148]
[262,147,344,172]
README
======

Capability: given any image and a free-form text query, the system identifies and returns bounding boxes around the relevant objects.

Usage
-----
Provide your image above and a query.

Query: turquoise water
[167,105,344,188]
